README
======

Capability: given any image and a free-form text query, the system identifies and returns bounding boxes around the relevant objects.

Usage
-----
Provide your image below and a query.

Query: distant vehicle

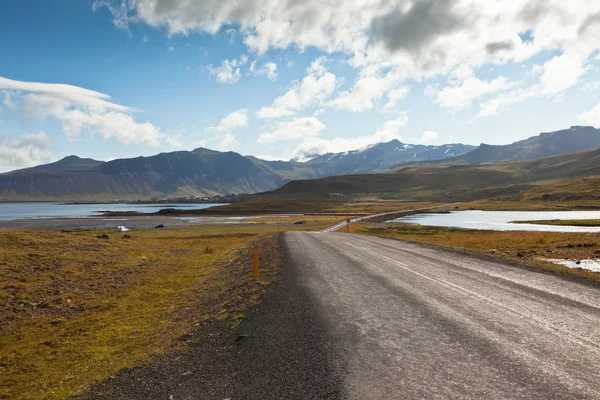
[154,224,165,229]
[294,220,306,225]
[115,226,130,232]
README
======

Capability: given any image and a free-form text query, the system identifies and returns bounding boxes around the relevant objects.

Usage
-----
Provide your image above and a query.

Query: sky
[1,0,600,172]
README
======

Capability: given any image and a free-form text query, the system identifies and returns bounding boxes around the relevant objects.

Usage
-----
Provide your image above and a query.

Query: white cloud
[540,51,589,96]
[0,132,53,172]
[329,67,400,112]
[580,80,600,94]
[477,86,540,117]
[0,76,161,146]
[475,50,592,117]
[208,55,248,84]
[258,117,326,144]
[256,106,294,119]
[420,130,439,144]
[436,76,513,110]
[374,114,409,139]
[2,90,14,110]
[383,86,410,110]
[289,114,408,160]
[255,154,284,161]
[165,133,184,149]
[474,49,592,117]
[216,109,248,132]
[264,62,278,81]
[257,57,336,119]
[579,103,600,127]
[217,132,240,150]
[92,0,131,30]
[0,76,130,112]
[62,109,161,145]
[251,61,278,81]
[95,0,600,120]
[204,109,249,150]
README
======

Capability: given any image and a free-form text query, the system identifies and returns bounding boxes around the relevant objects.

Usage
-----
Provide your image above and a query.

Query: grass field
[511,219,600,227]
[459,200,600,211]
[350,223,600,284]
[165,198,444,216]
[0,217,335,399]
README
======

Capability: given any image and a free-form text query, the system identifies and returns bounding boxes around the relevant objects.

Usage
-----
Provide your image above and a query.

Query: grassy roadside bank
[0,220,331,399]
[349,223,600,284]
[511,219,600,227]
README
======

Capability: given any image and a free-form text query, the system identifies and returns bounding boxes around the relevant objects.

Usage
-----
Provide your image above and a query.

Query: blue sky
[1,0,600,171]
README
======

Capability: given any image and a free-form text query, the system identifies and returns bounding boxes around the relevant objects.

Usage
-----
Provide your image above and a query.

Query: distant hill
[304,140,476,174]
[506,176,600,203]
[271,146,600,202]
[11,155,103,173]
[0,140,474,200]
[1,125,599,201]
[451,126,600,165]
[0,150,314,200]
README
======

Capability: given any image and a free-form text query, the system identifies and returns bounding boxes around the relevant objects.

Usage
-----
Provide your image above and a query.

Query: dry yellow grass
[184,197,442,216]
[511,219,600,226]
[350,223,600,284]
[0,224,293,399]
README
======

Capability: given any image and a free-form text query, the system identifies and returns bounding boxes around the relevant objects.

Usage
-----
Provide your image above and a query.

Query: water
[0,202,224,221]
[544,259,600,273]
[393,210,600,232]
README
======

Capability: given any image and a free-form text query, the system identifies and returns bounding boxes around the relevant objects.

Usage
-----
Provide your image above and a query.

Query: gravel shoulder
[73,234,344,400]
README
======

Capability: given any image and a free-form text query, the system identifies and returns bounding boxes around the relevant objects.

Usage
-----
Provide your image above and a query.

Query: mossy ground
[0,218,334,400]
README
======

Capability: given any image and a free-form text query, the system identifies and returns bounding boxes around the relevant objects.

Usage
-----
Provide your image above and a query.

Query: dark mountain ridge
[1,125,599,200]
[305,139,476,175]
[0,139,475,200]
[9,155,103,174]
[404,126,600,166]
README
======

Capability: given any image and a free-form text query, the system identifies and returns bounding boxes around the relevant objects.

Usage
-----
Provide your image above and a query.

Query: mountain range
[273,143,600,202]
[454,125,600,165]
[0,126,599,200]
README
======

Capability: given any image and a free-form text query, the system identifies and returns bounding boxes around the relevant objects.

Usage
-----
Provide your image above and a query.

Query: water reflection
[393,210,600,233]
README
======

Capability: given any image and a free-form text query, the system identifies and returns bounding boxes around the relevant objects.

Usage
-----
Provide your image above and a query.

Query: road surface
[282,231,600,399]
[320,205,450,232]
[78,231,600,399]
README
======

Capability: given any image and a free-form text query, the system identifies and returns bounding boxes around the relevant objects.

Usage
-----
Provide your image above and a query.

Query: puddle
[542,258,600,273]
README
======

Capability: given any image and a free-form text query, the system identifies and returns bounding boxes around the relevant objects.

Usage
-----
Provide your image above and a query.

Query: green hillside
[271,147,600,202]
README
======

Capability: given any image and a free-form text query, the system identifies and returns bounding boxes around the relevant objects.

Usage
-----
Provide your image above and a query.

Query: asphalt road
[76,231,600,399]
[283,231,600,399]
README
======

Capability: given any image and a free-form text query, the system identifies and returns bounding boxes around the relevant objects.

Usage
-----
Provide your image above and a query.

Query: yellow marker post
[346,218,351,233]
[253,246,260,281]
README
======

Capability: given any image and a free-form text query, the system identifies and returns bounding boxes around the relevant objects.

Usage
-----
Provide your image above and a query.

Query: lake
[393,210,600,233]
[0,202,224,221]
